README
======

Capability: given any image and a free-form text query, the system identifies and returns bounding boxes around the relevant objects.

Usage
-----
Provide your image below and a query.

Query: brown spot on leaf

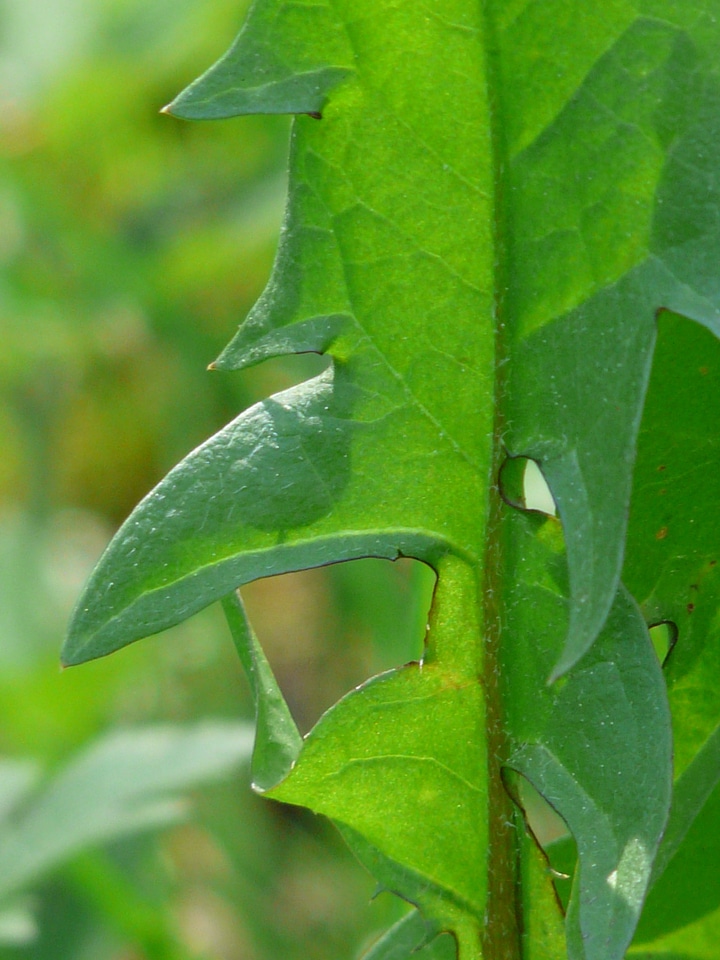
[656,527,668,540]
[700,366,709,375]
[657,464,667,472]
[687,603,695,614]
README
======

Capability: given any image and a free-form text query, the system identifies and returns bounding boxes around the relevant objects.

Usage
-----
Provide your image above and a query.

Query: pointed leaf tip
[166,0,353,121]
[221,593,301,791]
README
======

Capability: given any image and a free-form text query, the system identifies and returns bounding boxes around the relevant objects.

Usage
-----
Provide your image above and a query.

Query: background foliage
[0,0,426,955]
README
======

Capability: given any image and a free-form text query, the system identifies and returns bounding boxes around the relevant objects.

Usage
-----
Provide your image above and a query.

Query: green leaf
[502,6,720,675]
[222,590,302,790]
[268,555,486,956]
[0,901,37,947]
[513,808,567,960]
[264,509,671,960]
[67,3,720,676]
[359,910,456,960]
[0,723,253,903]
[0,760,41,821]
[629,904,720,960]
[544,311,720,952]
[503,511,672,960]
[559,708,720,951]
[635,759,720,945]
[163,0,353,119]
[625,313,720,781]
[63,365,461,665]
[623,314,720,943]
[64,2,720,957]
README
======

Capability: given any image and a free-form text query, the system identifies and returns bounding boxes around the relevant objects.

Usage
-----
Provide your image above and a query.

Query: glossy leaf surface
[64,2,720,957]
[67,2,720,675]
[501,510,671,960]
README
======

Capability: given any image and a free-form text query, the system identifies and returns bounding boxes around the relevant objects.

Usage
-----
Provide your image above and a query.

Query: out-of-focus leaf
[0,513,67,671]
[0,759,41,820]
[0,899,38,947]
[0,722,253,902]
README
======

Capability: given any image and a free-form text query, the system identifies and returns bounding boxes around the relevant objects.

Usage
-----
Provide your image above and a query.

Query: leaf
[0,901,37,948]
[0,722,253,903]
[549,721,720,951]
[162,0,353,119]
[268,555,487,956]
[221,590,301,790]
[513,807,567,960]
[63,2,720,957]
[543,313,720,950]
[623,314,720,943]
[499,510,671,960]
[0,760,41,821]
[628,902,720,960]
[624,313,720,781]
[360,910,457,960]
[544,312,720,951]
[64,365,458,664]
[67,3,720,673]
[635,758,720,945]
[263,507,671,960]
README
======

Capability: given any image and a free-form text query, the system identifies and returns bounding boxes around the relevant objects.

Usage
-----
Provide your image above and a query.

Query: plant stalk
[479,1,522,956]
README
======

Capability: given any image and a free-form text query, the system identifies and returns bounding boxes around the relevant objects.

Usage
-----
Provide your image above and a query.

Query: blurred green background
[0,0,435,956]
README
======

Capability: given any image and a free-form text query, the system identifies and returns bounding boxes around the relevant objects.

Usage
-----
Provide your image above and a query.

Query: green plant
[0,722,252,950]
[64,3,720,958]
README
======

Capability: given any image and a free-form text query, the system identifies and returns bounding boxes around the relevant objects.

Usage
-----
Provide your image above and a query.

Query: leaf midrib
[476,4,524,957]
